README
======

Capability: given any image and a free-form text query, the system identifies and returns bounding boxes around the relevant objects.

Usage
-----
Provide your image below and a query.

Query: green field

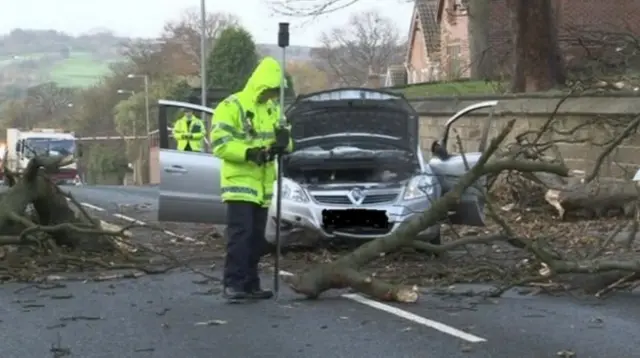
[0,51,119,88]
[49,52,115,87]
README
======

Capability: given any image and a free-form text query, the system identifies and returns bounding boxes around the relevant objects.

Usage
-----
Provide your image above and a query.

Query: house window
[446,44,462,79]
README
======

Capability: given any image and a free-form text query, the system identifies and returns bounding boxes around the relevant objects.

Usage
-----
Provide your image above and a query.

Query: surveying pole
[273,22,289,300]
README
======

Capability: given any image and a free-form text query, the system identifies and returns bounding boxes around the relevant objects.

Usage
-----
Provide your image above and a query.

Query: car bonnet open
[286,89,419,151]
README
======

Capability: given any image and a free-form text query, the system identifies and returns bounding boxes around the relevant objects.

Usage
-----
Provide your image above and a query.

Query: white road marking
[342,294,487,343]
[113,213,146,225]
[278,270,487,343]
[70,199,485,342]
[80,202,105,212]
[73,202,198,243]
[112,213,198,243]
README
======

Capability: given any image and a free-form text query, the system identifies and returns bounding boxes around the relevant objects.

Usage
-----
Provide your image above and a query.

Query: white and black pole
[274,22,289,300]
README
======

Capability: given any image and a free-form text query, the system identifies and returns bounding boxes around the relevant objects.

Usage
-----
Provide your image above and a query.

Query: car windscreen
[24,138,75,158]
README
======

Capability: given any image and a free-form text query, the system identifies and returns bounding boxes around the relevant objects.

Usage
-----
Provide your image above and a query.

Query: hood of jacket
[242,56,284,102]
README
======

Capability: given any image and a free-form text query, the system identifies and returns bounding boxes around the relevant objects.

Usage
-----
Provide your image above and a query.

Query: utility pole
[127,74,151,183]
[200,0,209,151]
[117,89,140,185]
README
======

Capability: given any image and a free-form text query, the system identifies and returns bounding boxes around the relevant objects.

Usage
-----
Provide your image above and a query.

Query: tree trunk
[509,0,565,92]
[467,0,493,79]
[0,155,117,251]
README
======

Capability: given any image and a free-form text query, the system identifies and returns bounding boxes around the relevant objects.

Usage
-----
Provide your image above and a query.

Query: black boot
[246,281,274,300]
[223,287,250,302]
[248,287,274,300]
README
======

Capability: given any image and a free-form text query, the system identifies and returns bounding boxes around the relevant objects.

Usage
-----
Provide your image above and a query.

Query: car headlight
[279,179,309,203]
[403,175,436,200]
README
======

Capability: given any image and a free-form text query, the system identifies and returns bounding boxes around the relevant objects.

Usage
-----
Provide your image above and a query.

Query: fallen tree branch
[284,119,570,301]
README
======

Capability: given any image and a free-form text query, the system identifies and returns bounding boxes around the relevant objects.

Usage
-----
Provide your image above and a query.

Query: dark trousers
[223,201,268,291]
[184,142,192,151]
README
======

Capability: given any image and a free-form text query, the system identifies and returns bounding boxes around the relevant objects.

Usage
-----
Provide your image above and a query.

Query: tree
[25,82,76,120]
[466,0,493,79]
[314,10,404,86]
[162,8,240,76]
[119,40,170,80]
[509,0,566,92]
[0,100,29,130]
[287,61,330,94]
[267,0,363,16]
[206,26,259,92]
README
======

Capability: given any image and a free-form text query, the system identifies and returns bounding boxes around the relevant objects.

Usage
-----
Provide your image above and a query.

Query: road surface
[0,185,638,357]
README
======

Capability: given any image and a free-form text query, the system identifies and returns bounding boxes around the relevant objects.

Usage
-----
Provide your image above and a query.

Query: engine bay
[283,147,418,185]
[287,167,414,185]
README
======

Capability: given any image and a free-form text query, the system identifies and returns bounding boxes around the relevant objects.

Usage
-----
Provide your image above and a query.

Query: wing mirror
[431,140,449,160]
[76,143,83,157]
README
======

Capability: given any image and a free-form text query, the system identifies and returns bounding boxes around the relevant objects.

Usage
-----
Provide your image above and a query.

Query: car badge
[347,187,366,205]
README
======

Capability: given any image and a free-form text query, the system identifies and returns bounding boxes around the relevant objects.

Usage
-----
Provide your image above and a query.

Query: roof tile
[416,0,441,54]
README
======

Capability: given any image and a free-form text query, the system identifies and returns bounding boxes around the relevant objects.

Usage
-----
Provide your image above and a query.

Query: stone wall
[148,93,640,184]
[411,93,640,178]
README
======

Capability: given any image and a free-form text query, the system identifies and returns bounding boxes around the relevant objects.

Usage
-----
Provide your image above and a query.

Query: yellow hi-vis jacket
[210,56,293,208]
[173,114,205,151]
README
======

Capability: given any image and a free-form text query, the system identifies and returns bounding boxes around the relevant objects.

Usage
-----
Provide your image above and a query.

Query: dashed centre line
[79,202,105,212]
[77,201,197,243]
[74,199,487,344]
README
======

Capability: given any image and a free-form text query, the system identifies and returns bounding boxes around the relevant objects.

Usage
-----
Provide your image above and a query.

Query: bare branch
[312,10,404,86]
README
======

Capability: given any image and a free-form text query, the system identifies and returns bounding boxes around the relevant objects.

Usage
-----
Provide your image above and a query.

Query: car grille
[312,193,399,205]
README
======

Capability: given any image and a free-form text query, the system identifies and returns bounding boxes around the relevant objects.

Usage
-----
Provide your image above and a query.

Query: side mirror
[76,144,83,157]
[15,143,20,152]
[431,141,449,160]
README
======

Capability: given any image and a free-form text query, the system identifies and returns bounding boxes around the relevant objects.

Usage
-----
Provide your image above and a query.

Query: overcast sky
[0,0,414,46]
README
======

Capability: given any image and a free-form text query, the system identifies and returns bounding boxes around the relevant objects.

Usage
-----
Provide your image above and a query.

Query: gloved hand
[270,126,290,156]
[245,147,269,165]
[268,144,288,158]
[274,126,290,148]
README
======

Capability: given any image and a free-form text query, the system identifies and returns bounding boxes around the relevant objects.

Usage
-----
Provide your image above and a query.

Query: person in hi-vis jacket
[173,110,205,152]
[210,56,293,302]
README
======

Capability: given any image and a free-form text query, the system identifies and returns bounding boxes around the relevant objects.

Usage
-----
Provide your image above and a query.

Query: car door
[427,100,498,227]
[156,100,226,224]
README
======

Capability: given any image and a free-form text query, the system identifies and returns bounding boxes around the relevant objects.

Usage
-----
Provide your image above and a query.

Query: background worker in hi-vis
[173,110,205,152]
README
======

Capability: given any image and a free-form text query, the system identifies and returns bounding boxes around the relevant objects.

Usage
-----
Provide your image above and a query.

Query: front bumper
[51,168,79,183]
[264,197,440,246]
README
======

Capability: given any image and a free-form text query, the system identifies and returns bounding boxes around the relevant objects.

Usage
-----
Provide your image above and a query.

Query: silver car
[156,88,497,247]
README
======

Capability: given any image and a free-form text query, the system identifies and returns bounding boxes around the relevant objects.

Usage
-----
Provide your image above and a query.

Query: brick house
[405,0,640,84]
[405,0,441,84]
